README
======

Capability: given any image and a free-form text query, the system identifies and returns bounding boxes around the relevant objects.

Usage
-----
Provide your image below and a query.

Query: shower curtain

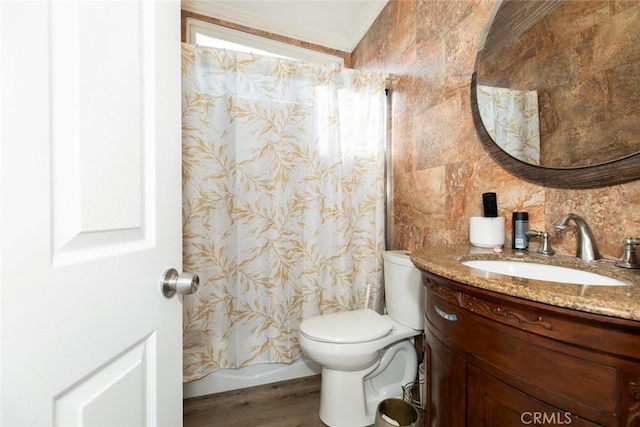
[181,44,387,382]
[477,85,540,165]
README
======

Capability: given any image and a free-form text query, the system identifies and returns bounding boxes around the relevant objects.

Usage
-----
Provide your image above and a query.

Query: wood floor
[183,375,328,427]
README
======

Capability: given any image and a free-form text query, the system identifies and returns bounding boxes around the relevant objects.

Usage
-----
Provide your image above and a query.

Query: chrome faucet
[553,213,601,261]
[525,230,555,256]
[615,237,640,268]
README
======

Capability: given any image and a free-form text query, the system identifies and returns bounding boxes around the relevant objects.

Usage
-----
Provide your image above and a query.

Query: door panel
[467,365,601,427]
[425,331,466,427]
[54,336,155,426]
[50,1,147,263]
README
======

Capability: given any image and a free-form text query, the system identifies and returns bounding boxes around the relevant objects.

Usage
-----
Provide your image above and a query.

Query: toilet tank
[383,250,425,330]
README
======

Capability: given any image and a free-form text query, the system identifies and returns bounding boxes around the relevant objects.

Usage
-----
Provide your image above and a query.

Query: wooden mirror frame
[472,43,640,189]
[472,0,640,189]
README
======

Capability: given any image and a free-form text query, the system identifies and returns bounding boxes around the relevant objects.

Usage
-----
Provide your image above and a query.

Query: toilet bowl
[299,250,425,427]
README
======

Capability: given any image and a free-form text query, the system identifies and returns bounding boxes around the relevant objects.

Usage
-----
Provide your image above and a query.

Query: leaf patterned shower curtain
[477,85,540,165]
[181,44,387,382]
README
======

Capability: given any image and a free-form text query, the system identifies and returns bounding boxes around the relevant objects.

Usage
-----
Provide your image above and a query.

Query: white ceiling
[181,0,389,53]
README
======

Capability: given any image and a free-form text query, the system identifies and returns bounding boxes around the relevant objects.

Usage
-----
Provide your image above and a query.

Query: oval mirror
[472,0,640,188]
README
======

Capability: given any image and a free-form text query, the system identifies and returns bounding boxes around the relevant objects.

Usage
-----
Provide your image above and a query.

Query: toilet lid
[300,309,393,343]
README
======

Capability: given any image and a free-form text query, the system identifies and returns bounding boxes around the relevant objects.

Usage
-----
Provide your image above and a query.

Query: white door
[0,1,186,426]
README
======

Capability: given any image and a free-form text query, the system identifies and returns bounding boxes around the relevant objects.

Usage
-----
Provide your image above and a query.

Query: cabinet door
[425,331,466,427]
[467,366,601,427]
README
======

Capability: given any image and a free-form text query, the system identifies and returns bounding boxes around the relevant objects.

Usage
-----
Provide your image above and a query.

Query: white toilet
[299,250,425,427]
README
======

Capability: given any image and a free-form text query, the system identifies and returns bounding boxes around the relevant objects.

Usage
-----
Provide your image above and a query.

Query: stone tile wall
[352,0,640,259]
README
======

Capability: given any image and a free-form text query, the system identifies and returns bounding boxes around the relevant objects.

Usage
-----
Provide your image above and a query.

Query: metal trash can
[374,398,419,427]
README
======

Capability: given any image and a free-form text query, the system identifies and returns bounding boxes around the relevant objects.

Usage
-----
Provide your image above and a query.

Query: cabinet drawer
[426,286,617,418]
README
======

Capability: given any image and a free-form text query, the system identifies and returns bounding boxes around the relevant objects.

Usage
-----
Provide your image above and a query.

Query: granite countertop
[410,244,640,322]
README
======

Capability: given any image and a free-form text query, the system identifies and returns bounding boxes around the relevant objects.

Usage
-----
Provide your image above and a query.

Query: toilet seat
[300,309,393,343]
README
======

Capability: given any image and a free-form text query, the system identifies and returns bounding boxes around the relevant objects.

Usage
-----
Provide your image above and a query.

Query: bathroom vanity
[411,246,640,426]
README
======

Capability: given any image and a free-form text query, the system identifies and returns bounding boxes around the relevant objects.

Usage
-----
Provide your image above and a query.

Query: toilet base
[318,339,418,427]
[319,365,377,427]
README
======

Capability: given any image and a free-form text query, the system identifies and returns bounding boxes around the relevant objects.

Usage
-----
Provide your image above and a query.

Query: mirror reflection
[476,0,640,168]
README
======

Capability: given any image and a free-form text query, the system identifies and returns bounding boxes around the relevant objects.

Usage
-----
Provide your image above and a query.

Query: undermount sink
[462,260,629,286]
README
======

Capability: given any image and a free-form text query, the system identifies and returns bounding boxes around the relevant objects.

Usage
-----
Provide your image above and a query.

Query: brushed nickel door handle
[161,268,199,298]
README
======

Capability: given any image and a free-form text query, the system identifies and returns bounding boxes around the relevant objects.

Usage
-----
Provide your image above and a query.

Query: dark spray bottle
[512,212,528,250]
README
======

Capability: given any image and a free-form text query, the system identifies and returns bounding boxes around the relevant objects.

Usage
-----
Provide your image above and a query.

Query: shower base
[183,356,321,398]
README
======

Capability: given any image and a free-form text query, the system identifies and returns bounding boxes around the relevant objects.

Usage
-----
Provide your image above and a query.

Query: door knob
[161,268,199,298]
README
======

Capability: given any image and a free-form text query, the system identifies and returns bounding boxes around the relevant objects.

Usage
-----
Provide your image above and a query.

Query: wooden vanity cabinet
[421,271,640,427]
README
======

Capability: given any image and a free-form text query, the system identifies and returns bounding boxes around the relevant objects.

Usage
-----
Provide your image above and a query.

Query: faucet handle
[615,237,640,269]
[525,230,555,256]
